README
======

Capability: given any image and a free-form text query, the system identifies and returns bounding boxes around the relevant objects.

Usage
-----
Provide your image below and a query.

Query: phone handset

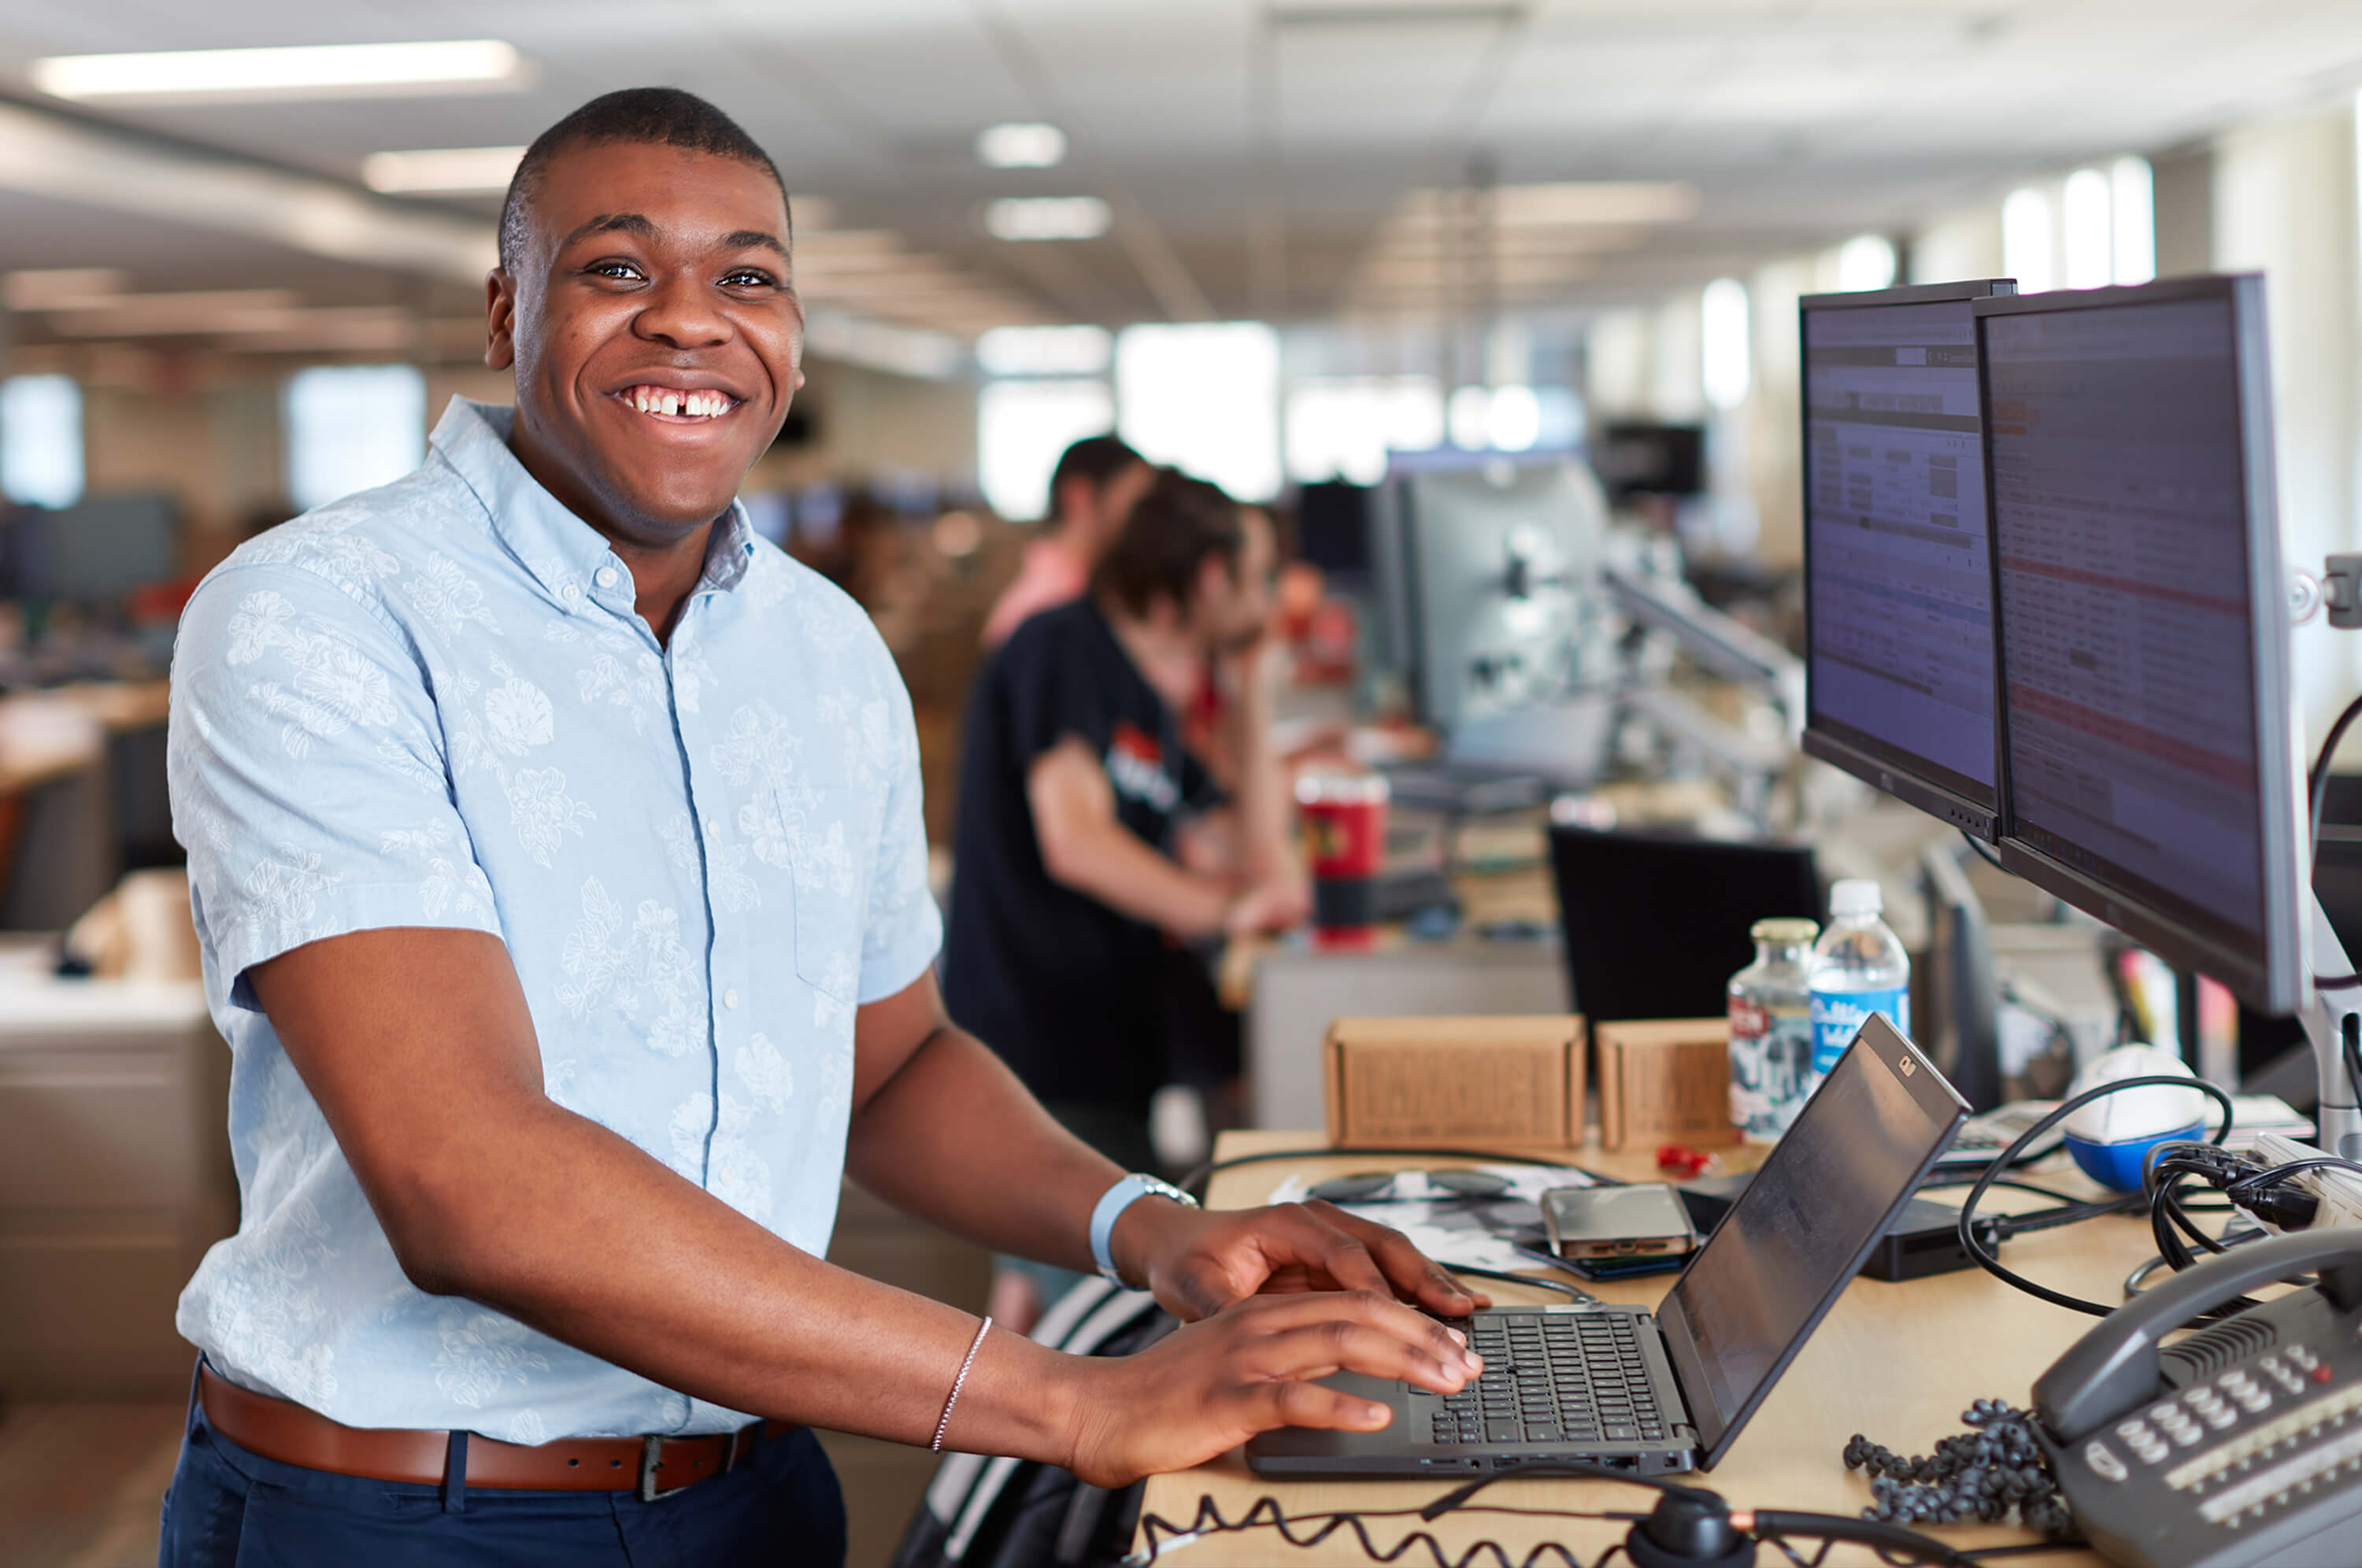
[2034,1230,2362,1443]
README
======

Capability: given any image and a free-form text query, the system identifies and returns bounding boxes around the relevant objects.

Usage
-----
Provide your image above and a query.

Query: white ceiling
[3,0,2362,339]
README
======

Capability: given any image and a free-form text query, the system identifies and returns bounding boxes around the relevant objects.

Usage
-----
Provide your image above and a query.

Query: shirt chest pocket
[767,782,877,1004]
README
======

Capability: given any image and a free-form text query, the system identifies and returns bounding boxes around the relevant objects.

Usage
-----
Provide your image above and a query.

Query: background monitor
[1594,422,1705,501]
[1978,276,2306,1017]
[1798,279,2015,840]
[1294,479,1374,590]
[1546,823,1821,1023]
[6,493,181,601]
[1368,457,1609,738]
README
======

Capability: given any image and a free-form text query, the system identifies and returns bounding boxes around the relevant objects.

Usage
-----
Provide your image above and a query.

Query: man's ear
[484,269,518,372]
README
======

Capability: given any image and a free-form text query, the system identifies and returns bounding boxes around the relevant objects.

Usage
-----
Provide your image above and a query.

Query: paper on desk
[1265,1164,1597,1277]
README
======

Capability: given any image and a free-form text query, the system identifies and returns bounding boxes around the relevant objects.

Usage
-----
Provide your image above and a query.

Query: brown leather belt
[198,1364,795,1500]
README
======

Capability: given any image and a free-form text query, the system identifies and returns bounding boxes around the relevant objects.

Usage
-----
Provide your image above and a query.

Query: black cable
[1954,1075,2234,1317]
[1417,1459,1716,1521]
[1131,1491,1632,1566]
[1179,1147,1623,1203]
[1447,1263,1597,1303]
[1960,830,2005,872]
[2308,689,2362,852]
[1751,1512,1985,1568]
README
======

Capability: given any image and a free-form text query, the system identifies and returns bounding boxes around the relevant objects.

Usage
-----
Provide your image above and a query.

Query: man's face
[1191,505,1276,653]
[487,141,803,549]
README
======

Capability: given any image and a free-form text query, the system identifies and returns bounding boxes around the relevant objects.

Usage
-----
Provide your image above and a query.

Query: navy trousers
[157,1385,847,1567]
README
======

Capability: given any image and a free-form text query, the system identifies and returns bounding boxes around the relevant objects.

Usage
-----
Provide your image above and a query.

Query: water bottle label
[1731,1000,1815,1141]
[1809,986,1909,1074]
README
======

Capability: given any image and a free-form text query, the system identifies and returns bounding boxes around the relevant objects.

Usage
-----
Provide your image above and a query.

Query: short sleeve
[1000,621,1116,767]
[857,671,945,1004]
[1175,745,1224,816]
[168,566,503,1011]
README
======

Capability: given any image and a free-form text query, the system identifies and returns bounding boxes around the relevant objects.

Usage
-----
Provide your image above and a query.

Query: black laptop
[1246,1014,1968,1477]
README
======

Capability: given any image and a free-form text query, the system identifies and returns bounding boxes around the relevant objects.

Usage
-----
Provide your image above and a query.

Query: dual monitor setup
[1797,273,2357,1155]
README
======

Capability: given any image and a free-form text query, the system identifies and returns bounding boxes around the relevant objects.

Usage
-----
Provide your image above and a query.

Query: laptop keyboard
[1427,1312,1666,1448]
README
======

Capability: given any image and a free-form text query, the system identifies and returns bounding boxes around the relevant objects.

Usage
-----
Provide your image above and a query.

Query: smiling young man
[157,90,1483,1566]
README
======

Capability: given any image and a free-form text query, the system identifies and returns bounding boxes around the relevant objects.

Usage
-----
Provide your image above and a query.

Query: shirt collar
[429,397,757,608]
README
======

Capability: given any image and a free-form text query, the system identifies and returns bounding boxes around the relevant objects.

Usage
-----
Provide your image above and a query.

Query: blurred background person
[943,469,1307,1329]
[979,433,1153,649]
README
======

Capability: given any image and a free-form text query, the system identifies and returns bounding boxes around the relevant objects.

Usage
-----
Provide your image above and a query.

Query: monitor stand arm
[2303,893,2362,1159]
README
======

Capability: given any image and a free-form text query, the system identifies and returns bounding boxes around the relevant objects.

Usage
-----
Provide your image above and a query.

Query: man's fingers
[1318,1206,1489,1313]
[1248,1321,1469,1396]
[1264,1377,1393,1433]
[1235,1290,1483,1382]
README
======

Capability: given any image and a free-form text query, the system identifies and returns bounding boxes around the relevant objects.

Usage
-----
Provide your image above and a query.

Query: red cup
[1298,771,1389,936]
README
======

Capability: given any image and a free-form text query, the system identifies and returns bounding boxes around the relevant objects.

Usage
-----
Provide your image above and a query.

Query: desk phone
[2034,1230,2362,1568]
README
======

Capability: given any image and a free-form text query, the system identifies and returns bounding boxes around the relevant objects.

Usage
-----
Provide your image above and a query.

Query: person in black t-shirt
[944,470,1309,1326]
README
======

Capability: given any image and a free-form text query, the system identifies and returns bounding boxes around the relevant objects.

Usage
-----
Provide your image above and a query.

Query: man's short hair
[499,87,790,271]
[1092,468,1242,616]
[1046,435,1145,520]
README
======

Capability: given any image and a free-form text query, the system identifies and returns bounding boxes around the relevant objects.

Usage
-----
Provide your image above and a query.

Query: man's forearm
[844,1023,1126,1271]
[1046,813,1235,936]
[1225,663,1294,886]
[400,1095,1083,1461]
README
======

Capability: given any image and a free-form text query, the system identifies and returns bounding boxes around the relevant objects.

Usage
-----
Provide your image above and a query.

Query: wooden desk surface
[1136,1130,2133,1565]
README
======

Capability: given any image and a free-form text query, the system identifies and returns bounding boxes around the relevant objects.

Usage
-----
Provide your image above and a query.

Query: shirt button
[594,565,620,588]
[560,582,581,601]
[704,818,719,838]
[723,989,740,1010]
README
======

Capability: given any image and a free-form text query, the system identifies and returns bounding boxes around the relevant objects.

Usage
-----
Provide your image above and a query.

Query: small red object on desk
[1656,1144,1722,1178]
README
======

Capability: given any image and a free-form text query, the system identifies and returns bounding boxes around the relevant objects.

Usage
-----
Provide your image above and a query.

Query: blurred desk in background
[0,679,172,930]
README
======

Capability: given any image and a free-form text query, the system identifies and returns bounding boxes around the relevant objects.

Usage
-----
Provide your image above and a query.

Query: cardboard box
[1323,1015,1585,1148]
[1594,1018,1738,1151]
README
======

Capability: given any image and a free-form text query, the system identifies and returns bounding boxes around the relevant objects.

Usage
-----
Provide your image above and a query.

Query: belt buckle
[638,1434,692,1503]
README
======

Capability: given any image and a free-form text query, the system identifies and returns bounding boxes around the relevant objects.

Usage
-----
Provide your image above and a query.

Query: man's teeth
[625,387,732,417]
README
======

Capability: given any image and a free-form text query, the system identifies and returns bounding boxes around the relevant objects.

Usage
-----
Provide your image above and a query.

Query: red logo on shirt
[1105,722,1179,812]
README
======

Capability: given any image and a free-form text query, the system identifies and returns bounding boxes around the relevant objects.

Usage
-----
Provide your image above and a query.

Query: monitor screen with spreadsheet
[1799,280,2015,839]
[1977,276,2305,1015]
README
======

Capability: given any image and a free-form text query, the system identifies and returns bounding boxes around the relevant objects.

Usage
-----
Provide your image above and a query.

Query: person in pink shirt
[982,434,1155,649]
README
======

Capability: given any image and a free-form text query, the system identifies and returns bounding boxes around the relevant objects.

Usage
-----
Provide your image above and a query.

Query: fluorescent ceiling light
[362,145,526,194]
[3,268,124,310]
[976,325,1112,376]
[985,196,1111,242]
[1394,182,1697,227]
[804,309,964,380]
[31,40,526,104]
[46,288,303,336]
[976,123,1066,169]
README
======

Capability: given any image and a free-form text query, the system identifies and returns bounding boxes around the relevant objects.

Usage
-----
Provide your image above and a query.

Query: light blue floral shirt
[167,398,942,1441]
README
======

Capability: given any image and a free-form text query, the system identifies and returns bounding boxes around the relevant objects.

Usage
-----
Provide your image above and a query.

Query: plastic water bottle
[1808,879,1910,1078]
[1728,918,1820,1143]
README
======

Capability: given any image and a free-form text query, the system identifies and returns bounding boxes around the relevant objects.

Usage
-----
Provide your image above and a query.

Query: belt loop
[442,1430,469,1514]
[185,1355,206,1430]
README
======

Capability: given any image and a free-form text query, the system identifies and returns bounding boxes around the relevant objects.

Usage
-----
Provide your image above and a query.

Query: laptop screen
[1657,1015,1967,1468]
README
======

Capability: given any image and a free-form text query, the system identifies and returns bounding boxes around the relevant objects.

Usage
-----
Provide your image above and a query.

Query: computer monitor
[1368,457,1609,738]
[1594,422,1705,501]
[1294,480,1374,589]
[1798,279,2016,840]
[1546,823,1820,1023]
[1977,275,2307,1017]
[8,493,181,601]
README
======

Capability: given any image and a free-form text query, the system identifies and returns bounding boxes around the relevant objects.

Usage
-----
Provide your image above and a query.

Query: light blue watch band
[1089,1173,1197,1285]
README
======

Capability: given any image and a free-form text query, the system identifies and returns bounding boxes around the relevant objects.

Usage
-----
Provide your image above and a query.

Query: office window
[2002,187,2054,294]
[0,374,85,508]
[1116,322,1281,503]
[1701,277,1750,410]
[2063,168,2112,290]
[283,364,426,513]
[2110,157,2155,285]
[977,378,1114,521]
[1835,235,1897,293]
[1285,375,1442,485]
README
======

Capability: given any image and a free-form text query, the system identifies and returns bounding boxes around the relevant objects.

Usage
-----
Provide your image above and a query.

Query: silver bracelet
[931,1315,993,1452]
